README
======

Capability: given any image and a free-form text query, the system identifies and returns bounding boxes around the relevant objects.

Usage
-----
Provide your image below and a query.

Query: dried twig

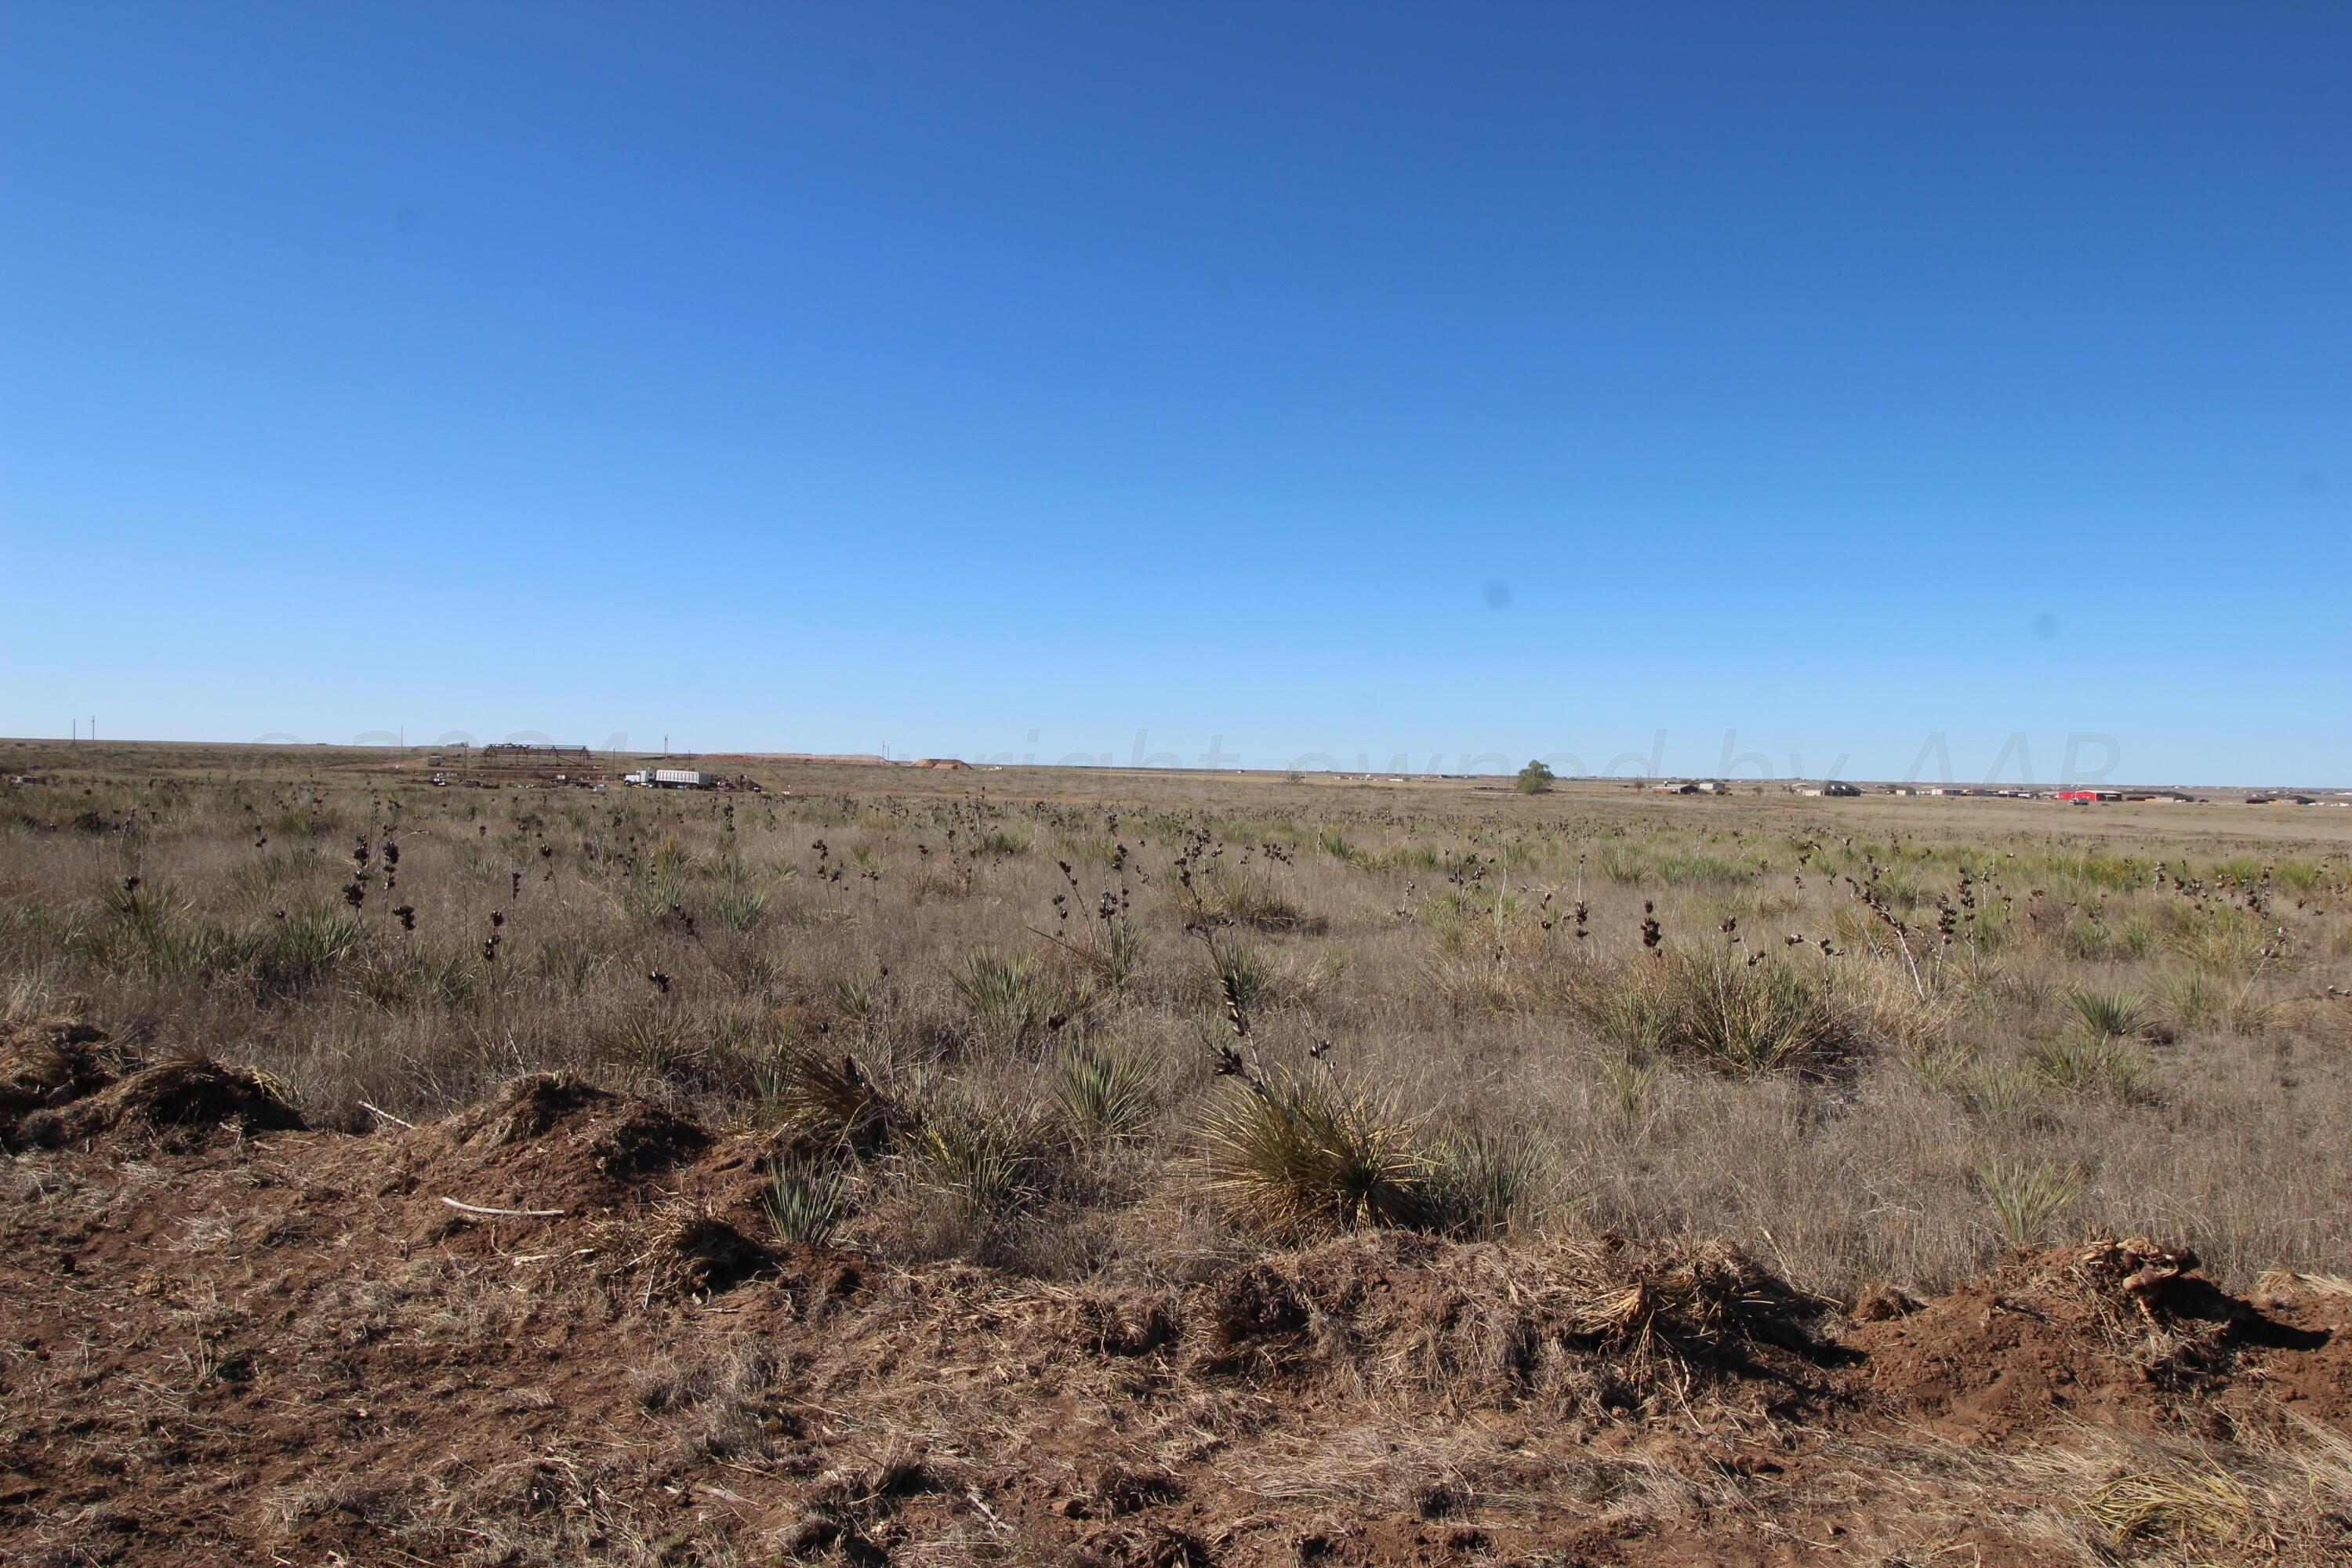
[441,1196,566,1218]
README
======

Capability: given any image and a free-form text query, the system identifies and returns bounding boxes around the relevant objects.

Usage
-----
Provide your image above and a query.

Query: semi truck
[622,768,717,789]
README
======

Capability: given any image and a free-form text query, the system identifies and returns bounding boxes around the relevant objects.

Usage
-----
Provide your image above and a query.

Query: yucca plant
[1963,1062,2044,1121]
[1316,829,1362,866]
[1595,973,1665,1055]
[953,948,1054,1053]
[1976,1156,2081,1250]
[909,1098,1045,1221]
[1643,946,1843,1075]
[1209,940,1274,1014]
[764,1156,850,1247]
[833,969,887,1023]
[702,881,768,934]
[2030,1032,2149,1101]
[758,1049,895,1153]
[1071,916,1145,987]
[971,828,1031,858]
[1054,1037,1157,1141]
[250,902,361,995]
[535,934,608,993]
[1418,1126,1541,1238]
[1600,1053,1661,1120]
[2068,987,2147,1040]
[1194,1069,1425,1239]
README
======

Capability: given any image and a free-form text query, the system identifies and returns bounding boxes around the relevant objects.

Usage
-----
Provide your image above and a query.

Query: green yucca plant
[250,902,361,995]
[833,969,887,1023]
[702,881,769,934]
[1977,1156,2081,1250]
[1632,947,1844,1075]
[953,948,1055,1053]
[2068,987,2147,1039]
[2058,918,2112,963]
[758,1049,895,1153]
[2029,1032,2149,1101]
[1417,1126,1541,1238]
[1071,916,1145,987]
[909,1099,1045,1221]
[1193,866,1318,933]
[1209,940,1274,1014]
[535,934,608,993]
[1195,1069,1425,1240]
[764,1156,850,1247]
[971,828,1031,858]
[1053,1037,1157,1141]
[1963,1062,2045,1121]
[1600,1053,1661,1120]
[1316,829,1362,865]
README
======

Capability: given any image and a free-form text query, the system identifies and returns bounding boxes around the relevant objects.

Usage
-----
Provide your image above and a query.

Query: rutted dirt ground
[4,1032,2348,1566]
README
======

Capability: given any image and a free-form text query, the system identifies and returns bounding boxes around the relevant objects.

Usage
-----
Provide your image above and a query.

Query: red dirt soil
[3,1044,2347,1566]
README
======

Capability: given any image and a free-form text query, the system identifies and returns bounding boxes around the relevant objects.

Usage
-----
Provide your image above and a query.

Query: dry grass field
[4,739,2350,1566]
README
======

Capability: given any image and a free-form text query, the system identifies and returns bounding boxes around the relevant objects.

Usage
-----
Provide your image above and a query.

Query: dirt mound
[9,1051,304,1152]
[366,1073,714,1232]
[5,1102,2350,1568]
[0,1018,129,1141]
[1192,1229,1836,1414]
[1856,1236,2331,1443]
[629,1205,776,1299]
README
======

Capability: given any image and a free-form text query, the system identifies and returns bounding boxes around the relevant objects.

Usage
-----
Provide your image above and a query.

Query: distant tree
[1515,760,1555,794]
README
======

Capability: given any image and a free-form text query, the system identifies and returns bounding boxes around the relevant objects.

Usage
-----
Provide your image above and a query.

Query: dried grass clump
[1195,1229,1830,1413]
[15,1051,306,1151]
[0,1017,124,1138]
[630,1203,771,1301]
[2084,1461,2254,1550]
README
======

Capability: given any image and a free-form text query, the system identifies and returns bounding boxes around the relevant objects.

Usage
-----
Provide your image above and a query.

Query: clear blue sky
[4,4,2345,784]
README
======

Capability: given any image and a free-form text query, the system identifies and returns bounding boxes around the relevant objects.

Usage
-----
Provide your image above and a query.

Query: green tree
[1514,760,1555,794]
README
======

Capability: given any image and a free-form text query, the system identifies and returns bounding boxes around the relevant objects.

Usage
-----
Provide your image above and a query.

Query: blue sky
[3,3,2345,784]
